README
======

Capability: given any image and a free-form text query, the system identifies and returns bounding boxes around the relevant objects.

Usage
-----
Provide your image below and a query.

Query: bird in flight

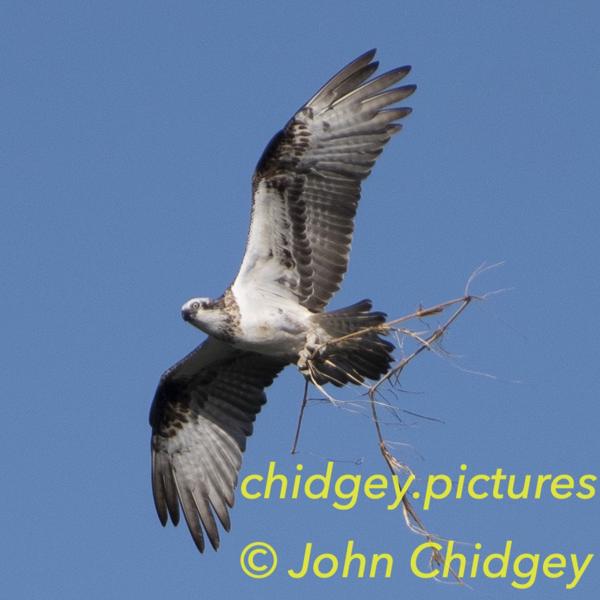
[149,49,416,553]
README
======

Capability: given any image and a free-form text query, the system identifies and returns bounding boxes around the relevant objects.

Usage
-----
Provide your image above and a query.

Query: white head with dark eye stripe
[181,297,229,337]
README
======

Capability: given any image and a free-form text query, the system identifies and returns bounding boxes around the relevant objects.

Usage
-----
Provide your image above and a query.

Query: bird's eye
[191,301,200,310]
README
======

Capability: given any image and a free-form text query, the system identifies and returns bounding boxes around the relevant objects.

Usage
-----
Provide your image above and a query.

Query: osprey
[150,49,415,552]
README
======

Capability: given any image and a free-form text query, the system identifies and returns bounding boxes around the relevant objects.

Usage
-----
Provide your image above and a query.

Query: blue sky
[2,1,599,598]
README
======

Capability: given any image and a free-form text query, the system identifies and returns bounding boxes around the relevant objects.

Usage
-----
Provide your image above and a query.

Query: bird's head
[181,297,231,338]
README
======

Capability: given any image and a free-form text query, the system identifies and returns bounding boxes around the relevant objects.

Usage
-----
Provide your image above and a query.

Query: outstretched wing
[232,49,415,312]
[149,337,286,552]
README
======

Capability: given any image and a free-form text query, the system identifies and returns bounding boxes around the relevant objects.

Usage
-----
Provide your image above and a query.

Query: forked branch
[294,263,503,584]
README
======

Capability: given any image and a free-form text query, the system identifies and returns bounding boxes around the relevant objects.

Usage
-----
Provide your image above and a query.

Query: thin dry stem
[293,265,505,583]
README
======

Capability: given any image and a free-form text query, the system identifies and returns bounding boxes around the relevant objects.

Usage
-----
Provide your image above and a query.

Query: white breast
[230,283,311,357]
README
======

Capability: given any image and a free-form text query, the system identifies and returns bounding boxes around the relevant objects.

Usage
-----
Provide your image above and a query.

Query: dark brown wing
[149,336,287,552]
[232,49,415,312]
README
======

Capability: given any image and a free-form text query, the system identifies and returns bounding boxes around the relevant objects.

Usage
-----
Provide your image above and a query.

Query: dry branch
[293,263,503,584]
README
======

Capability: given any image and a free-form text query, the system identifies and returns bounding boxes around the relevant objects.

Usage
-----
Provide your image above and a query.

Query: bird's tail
[300,299,394,387]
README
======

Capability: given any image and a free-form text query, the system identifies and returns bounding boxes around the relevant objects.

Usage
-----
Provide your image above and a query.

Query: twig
[291,379,309,454]
[291,264,507,583]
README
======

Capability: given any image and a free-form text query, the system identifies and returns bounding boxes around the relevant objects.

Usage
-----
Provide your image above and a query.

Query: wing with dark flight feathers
[233,49,415,312]
[150,337,286,552]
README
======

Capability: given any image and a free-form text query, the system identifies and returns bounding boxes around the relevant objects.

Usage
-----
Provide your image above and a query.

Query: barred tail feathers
[303,299,394,387]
